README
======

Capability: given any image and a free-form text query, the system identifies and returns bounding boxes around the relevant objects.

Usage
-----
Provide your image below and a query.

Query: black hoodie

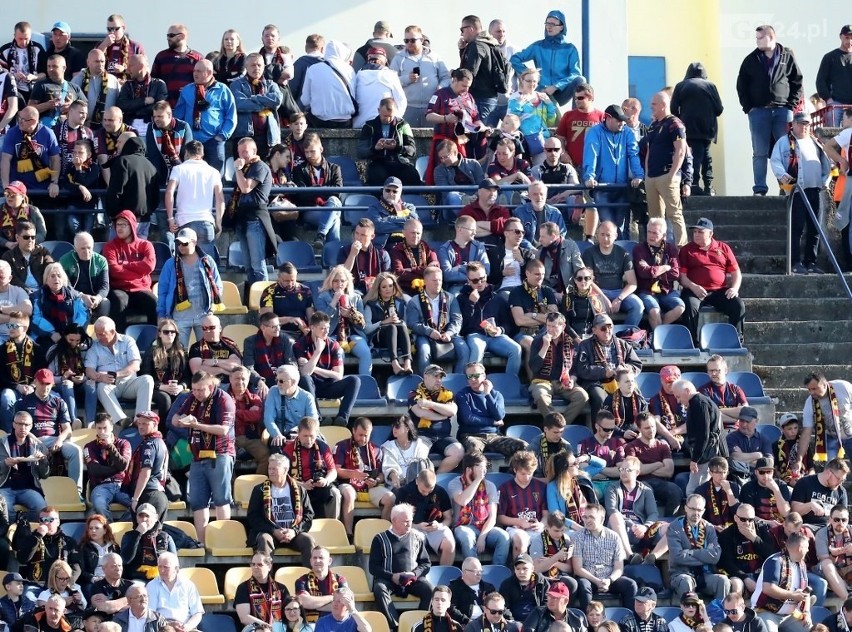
[104,135,159,221]
[736,43,803,113]
[671,62,724,141]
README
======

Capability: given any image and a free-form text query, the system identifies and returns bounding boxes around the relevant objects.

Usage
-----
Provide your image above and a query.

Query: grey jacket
[0,434,50,489]
[604,480,659,524]
[114,608,167,632]
[667,517,723,578]
[405,290,463,338]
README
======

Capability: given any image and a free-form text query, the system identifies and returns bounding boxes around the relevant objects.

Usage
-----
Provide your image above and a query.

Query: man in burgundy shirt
[577,410,625,499]
[96,14,145,81]
[229,366,267,475]
[283,416,340,519]
[677,217,746,342]
[623,412,683,516]
[151,24,203,107]
[458,178,511,247]
[84,413,131,520]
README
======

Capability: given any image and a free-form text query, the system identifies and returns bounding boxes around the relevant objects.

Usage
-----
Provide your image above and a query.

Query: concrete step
[727,239,787,256]
[749,343,852,366]
[719,224,789,240]
[685,195,787,213]
[765,387,808,412]
[744,298,852,321]
[755,364,852,388]
[740,273,852,298]
[743,320,852,342]
[737,255,788,274]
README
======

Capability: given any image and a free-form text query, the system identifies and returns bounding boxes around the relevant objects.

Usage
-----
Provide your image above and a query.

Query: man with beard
[357,98,420,186]
[235,552,290,630]
[151,24,203,107]
[718,502,775,597]
[116,55,168,138]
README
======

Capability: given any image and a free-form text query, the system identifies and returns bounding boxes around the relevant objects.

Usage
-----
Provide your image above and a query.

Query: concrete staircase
[684,196,852,416]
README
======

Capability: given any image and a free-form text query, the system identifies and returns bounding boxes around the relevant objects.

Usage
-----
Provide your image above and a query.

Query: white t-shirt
[168,159,221,225]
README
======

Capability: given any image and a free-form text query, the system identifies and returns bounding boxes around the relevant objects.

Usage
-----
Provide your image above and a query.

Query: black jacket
[1,245,53,290]
[671,63,724,141]
[120,523,176,579]
[246,477,314,544]
[523,606,587,632]
[116,77,169,123]
[816,48,852,103]
[736,43,803,113]
[498,572,550,622]
[685,391,726,464]
[14,527,80,582]
[717,520,775,579]
[460,33,501,100]
[291,158,343,206]
[455,285,514,337]
[723,607,770,632]
[104,136,159,221]
[485,244,536,288]
[356,115,416,164]
[447,577,497,625]
[79,540,120,586]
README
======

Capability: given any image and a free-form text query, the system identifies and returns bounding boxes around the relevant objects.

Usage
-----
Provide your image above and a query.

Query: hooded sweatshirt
[670,62,724,141]
[104,135,159,221]
[300,40,356,122]
[102,210,156,293]
[510,10,582,93]
[352,66,408,128]
[460,31,502,100]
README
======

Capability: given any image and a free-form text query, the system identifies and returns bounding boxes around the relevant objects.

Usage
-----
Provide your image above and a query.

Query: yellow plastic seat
[179,567,225,605]
[112,521,134,544]
[361,612,391,632]
[222,324,258,350]
[219,281,248,315]
[248,281,275,311]
[308,519,355,555]
[233,474,267,510]
[353,518,389,555]
[42,477,85,512]
[320,426,351,448]
[163,520,205,557]
[331,566,374,602]
[223,567,252,602]
[399,610,428,632]
[205,520,253,558]
[273,566,310,594]
[69,428,96,448]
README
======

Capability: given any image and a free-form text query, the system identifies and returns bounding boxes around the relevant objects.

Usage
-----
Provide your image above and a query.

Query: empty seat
[322,240,343,269]
[354,375,387,407]
[440,373,467,394]
[222,324,257,350]
[402,194,437,226]
[652,324,700,357]
[233,474,266,510]
[362,612,391,632]
[276,241,322,272]
[343,193,378,226]
[353,518,390,554]
[152,241,172,274]
[42,477,84,513]
[757,424,782,444]
[179,567,225,605]
[320,426,351,448]
[274,566,310,594]
[488,373,528,407]
[435,472,456,491]
[386,375,422,405]
[328,156,363,187]
[309,518,356,555]
[218,281,248,315]
[680,372,710,390]
[728,371,770,402]
[604,607,632,623]
[331,565,374,602]
[248,281,275,311]
[615,240,639,255]
[636,372,662,399]
[205,520,253,558]
[562,425,593,447]
[481,564,512,588]
[425,565,462,588]
[506,424,541,444]
[163,521,204,557]
[42,240,74,259]
[699,322,747,356]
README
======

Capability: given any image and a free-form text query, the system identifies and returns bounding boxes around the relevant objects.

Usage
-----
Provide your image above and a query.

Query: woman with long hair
[78,514,119,586]
[560,267,611,339]
[315,266,371,375]
[141,318,187,423]
[546,450,596,531]
[215,29,246,85]
[36,559,87,613]
[30,263,89,348]
[47,323,95,427]
[508,68,558,163]
[363,272,412,375]
[282,596,313,632]
[381,415,430,491]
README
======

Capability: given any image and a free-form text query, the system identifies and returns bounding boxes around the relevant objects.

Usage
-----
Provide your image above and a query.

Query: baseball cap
[779,412,800,426]
[4,181,27,196]
[82,608,107,622]
[793,111,811,124]
[3,572,24,586]
[52,22,71,35]
[374,20,392,33]
[755,456,775,470]
[478,178,500,191]
[514,554,534,566]
[636,587,657,602]
[680,591,701,605]
[34,368,54,384]
[135,410,160,424]
[175,227,197,243]
[135,503,156,517]
[604,104,630,122]
[592,314,613,327]
[690,217,714,231]
[660,365,682,383]
[424,364,446,377]
[367,47,387,60]
[547,582,571,598]
[739,406,759,422]
[842,25,852,35]
[383,176,402,189]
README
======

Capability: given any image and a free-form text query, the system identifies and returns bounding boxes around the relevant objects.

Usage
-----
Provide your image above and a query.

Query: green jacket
[59,251,110,298]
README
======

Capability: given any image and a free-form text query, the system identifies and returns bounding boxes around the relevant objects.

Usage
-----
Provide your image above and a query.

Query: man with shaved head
[71,48,120,130]
[174,59,236,176]
[116,54,168,137]
[1,106,61,194]
[151,23,203,107]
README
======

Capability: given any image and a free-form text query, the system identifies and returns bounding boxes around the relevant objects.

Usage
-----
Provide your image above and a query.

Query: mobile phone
[413,66,420,75]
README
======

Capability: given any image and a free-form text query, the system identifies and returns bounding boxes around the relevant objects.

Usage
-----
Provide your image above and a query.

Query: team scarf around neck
[193,80,215,129]
[594,338,624,394]
[290,441,325,481]
[42,286,74,330]
[562,477,587,524]
[197,336,237,359]
[342,438,377,493]
[226,157,261,220]
[6,336,35,383]
[173,253,224,313]
[683,517,707,549]
[82,70,110,125]
[813,383,844,462]
[402,241,429,278]
[656,389,678,429]
[16,131,53,182]
[757,552,807,613]
[0,203,31,240]
[538,332,574,382]
[186,394,217,456]
[541,529,571,579]
[831,526,852,574]
[524,280,549,314]
[423,612,458,632]
[103,124,129,158]
[131,73,151,99]
[707,483,731,528]
[412,382,453,430]
[248,575,284,624]
[455,473,490,528]
[538,434,565,469]
[777,438,803,483]
[418,289,448,331]
[249,77,273,133]
[156,118,180,165]
[254,335,286,380]
[610,390,641,426]
[678,614,702,629]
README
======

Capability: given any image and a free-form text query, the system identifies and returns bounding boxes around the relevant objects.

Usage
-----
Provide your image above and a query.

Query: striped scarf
[81,70,110,125]
[0,203,32,241]
[455,474,490,529]
[40,286,75,331]
[173,253,224,313]
[16,132,52,182]
[249,77,272,135]
[418,290,448,331]
[247,576,284,624]
[813,383,844,462]
[261,478,304,528]
[253,335,287,382]
[6,336,35,384]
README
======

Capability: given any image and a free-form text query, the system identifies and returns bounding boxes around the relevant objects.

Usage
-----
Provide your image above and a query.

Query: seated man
[243,312,295,388]
[120,501,176,582]
[284,416,341,520]
[15,369,84,498]
[532,512,579,590]
[229,366,268,475]
[578,410,626,498]
[751,533,814,632]
[695,456,740,532]
[459,179,511,247]
[529,312,588,423]
[740,456,791,523]
[405,264,467,374]
[581,221,643,326]
[1,221,53,296]
[83,413,131,520]
[457,261,521,376]
[0,311,44,432]
[334,417,395,534]
[815,503,852,601]
[508,259,559,374]
[605,455,669,566]
[113,584,167,632]
[337,218,391,295]
[769,512,826,607]
[718,502,775,597]
[294,312,362,428]
[314,587,371,632]
[790,459,849,530]
[447,557,497,626]
[449,451,510,566]
[407,364,464,473]
[530,412,572,479]
[537,221,584,301]
[0,410,48,520]
[369,503,432,630]
[85,316,154,428]
[455,362,526,457]
[246,452,316,566]
[722,592,768,632]
[356,97,421,186]
[259,262,315,344]
[623,412,683,517]
[513,182,567,249]
[389,218,438,295]
[264,364,319,444]
[145,552,203,631]
[364,177,418,241]
[647,365,687,450]
[485,216,536,300]
[187,313,243,386]
[632,217,685,330]
[89,552,133,614]
[497,450,548,558]
[295,546,349,623]
[700,354,749,429]
[290,132,343,249]
[619,588,669,632]
[499,555,550,624]
[433,139,484,220]
[437,215,489,295]
[234,552,289,631]
[14,505,80,588]
[395,468,455,566]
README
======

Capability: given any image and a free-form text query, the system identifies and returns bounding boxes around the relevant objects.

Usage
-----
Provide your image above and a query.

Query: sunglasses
[20,235,36,240]
[160,330,177,335]
[7,323,22,329]
[56,576,71,581]
[106,26,121,32]
[833,517,849,523]
[575,95,588,101]
[166,33,182,38]
[599,426,616,433]
[506,228,524,234]
[575,276,592,281]
[201,326,218,332]
[488,609,505,616]
[40,516,57,523]
[277,379,288,385]
[545,148,561,153]
[724,609,739,615]
[466,373,482,379]
[403,38,420,44]
[736,516,755,523]
[469,277,487,284]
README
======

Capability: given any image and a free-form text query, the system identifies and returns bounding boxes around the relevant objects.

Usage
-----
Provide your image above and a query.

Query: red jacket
[102,210,155,293]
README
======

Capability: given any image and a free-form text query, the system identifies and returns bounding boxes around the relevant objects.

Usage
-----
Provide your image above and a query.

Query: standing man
[642,91,688,246]
[124,410,169,522]
[673,379,726,494]
[389,25,450,128]
[71,50,119,129]
[151,24,203,108]
[736,25,803,196]
[45,22,85,80]
[116,54,168,138]
[28,56,84,129]
[104,135,159,237]
[678,217,746,342]
[489,20,516,123]
[232,53,283,161]
[145,101,193,188]
[816,26,852,126]
[1,107,61,193]
[770,112,831,275]
[97,15,145,82]
[798,372,852,465]
[458,15,505,127]
[0,22,47,106]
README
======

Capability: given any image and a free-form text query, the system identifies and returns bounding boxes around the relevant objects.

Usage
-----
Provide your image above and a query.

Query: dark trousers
[790,187,820,266]
[108,289,157,330]
[374,324,411,361]
[373,577,433,628]
[305,112,351,129]
[137,489,169,524]
[681,287,746,341]
[688,138,713,189]
[575,575,638,610]
[365,161,423,186]
[644,476,684,515]
[255,531,315,567]
[586,384,608,420]
[299,375,362,424]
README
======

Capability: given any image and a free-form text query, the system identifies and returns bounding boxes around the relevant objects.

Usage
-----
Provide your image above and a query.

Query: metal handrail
[788,182,852,302]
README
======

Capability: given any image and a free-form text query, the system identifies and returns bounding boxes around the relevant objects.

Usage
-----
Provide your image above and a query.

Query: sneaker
[807,264,825,274]
[792,263,809,274]
[753,191,767,196]
[706,186,716,196]
[312,234,326,250]
[643,553,657,565]
[628,553,643,565]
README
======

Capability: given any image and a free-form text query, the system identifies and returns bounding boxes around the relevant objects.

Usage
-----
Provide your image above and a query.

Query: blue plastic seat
[322,240,343,269]
[488,373,528,407]
[699,322,747,356]
[152,241,172,274]
[615,240,639,255]
[60,521,86,541]
[680,372,710,390]
[757,424,781,444]
[370,425,392,446]
[228,241,245,269]
[354,375,387,407]
[576,240,593,254]
[440,373,468,394]
[327,156,362,187]
[652,324,700,356]
[485,472,513,488]
[402,194,437,227]
[125,324,158,353]
[812,607,832,626]
[622,564,670,598]
[506,424,541,444]
[481,565,512,588]
[93,241,106,255]
[604,607,632,623]
[385,375,423,405]
[562,425,593,447]
[636,372,662,399]
[305,280,324,301]
[118,425,143,452]
[436,472,456,491]
[275,241,321,272]
[42,240,74,260]
[728,371,771,405]
[425,565,462,587]
[343,193,377,226]
[653,607,681,623]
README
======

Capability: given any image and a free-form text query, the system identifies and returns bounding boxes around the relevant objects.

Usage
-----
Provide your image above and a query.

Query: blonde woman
[363,271,412,375]
[37,559,87,613]
[215,29,245,85]
[315,265,371,374]
[508,68,558,161]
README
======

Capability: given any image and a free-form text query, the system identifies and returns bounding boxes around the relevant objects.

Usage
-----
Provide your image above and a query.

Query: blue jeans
[188,455,234,511]
[302,198,342,240]
[330,334,372,375]
[66,207,96,236]
[591,188,630,239]
[202,136,226,177]
[825,436,852,461]
[454,524,510,566]
[809,572,828,607]
[40,435,83,494]
[239,219,269,285]
[476,97,500,128]
[413,335,470,374]
[175,316,206,349]
[56,380,98,426]
[601,288,644,326]
[638,290,685,314]
[90,481,132,521]
[467,333,522,377]
[0,388,20,433]
[747,106,792,194]
[0,487,46,521]
[441,192,465,223]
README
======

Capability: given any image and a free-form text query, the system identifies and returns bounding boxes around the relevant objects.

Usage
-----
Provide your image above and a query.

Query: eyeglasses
[160,330,177,335]
[506,228,524,234]
[544,21,563,27]
[833,517,850,523]
[575,276,592,281]
[8,323,22,329]
[488,609,505,616]
[599,426,616,432]
[463,568,483,574]
[55,576,71,581]
[40,516,58,523]
[685,505,705,512]
[403,38,421,44]
[368,57,382,63]
[545,148,561,153]
[106,26,121,32]
[201,326,218,332]
[618,467,636,473]
[469,277,486,284]
[460,25,475,32]
[736,516,755,523]
[466,373,482,379]
[285,607,301,612]
[20,234,36,240]
[575,96,588,101]
[166,33,182,38]
[723,609,739,616]
[177,241,191,247]
[277,379,288,384]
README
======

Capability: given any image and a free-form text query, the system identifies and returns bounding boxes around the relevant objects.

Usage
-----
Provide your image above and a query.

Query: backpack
[404,457,435,486]
[487,43,510,95]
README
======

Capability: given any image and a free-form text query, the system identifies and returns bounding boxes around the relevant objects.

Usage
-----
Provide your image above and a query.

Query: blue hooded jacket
[509,10,581,92]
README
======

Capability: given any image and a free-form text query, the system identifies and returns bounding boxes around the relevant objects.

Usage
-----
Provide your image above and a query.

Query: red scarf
[192,81,213,129]
[454,474,490,529]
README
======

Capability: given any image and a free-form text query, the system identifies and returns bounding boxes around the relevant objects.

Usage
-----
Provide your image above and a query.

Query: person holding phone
[390,25,450,128]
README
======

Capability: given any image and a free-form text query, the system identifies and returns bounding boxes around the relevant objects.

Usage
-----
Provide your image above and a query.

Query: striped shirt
[571,527,621,580]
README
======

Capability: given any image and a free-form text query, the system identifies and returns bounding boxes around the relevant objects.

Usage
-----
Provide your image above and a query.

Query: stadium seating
[425,565,462,588]
[328,156,362,187]
[488,372,529,406]
[343,194,378,226]
[248,281,275,311]
[274,566,309,594]
[699,322,748,356]
[331,565,374,602]
[219,281,248,315]
[354,375,388,407]
[323,240,343,269]
[481,564,512,587]
[362,612,391,632]
[415,156,429,180]
[399,610,428,632]
[152,241,172,273]
[205,520,253,560]
[320,426,351,447]
[563,425,593,446]
[386,374,422,404]
[42,477,84,513]
[233,474,266,510]
[223,567,252,602]
[309,518,356,555]
[653,607,681,623]
[636,372,662,399]
[163,520,205,558]
[354,518,390,555]
[680,372,710,390]
[42,240,74,259]
[222,324,256,349]
[506,424,541,444]
[180,567,225,605]
[276,240,322,272]
[485,472,513,488]
[604,607,632,623]
[652,324,700,356]
[758,423,782,444]
[728,371,771,405]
